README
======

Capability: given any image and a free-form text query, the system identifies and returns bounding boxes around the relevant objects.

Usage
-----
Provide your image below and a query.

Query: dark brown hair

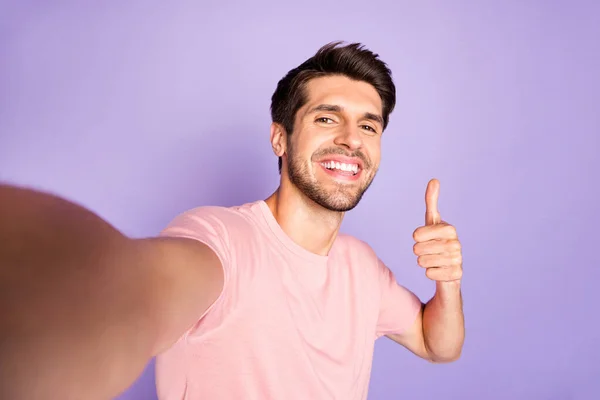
[270,41,396,172]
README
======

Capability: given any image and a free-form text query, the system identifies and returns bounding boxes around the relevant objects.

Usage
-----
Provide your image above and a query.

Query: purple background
[1,1,599,399]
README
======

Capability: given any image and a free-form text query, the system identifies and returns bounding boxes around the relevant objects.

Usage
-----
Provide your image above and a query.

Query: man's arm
[387,281,464,363]
[0,184,224,399]
[386,179,465,362]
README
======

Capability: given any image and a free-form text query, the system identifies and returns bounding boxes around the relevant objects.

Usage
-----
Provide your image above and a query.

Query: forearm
[422,280,465,362]
[0,184,157,398]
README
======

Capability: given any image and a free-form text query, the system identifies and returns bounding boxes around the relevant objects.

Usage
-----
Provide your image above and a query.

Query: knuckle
[444,225,457,237]
[453,269,463,280]
[451,239,462,251]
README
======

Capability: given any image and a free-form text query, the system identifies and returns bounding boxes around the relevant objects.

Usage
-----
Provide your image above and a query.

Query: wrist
[435,280,461,300]
[437,279,461,289]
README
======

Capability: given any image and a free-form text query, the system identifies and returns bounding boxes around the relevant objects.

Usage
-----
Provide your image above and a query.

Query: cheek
[295,134,328,162]
[365,142,381,167]
[288,140,314,169]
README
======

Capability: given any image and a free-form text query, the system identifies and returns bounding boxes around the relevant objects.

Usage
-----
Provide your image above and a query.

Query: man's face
[283,75,384,212]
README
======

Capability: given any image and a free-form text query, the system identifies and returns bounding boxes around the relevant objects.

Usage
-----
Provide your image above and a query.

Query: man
[0,42,464,399]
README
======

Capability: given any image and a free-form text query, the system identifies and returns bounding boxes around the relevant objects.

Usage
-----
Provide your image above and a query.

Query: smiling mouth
[319,161,360,176]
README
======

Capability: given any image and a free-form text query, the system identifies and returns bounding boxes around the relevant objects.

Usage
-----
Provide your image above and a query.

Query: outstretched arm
[0,184,224,399]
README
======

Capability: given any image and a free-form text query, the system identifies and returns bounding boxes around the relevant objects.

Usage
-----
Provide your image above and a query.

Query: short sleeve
[160,206,231,271]
[159,206,234,331]
[376,259,422,338]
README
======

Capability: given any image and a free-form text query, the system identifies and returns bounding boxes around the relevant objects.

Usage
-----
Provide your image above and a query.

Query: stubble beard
[285,144,376,213]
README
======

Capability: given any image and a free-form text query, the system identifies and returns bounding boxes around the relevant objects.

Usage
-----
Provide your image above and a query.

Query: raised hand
[412,179,463,282]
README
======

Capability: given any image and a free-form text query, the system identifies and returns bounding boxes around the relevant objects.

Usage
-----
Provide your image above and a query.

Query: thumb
[425,178,441,225]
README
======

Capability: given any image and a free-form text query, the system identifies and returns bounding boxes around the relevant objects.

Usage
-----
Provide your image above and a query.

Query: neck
[264,180,343,257]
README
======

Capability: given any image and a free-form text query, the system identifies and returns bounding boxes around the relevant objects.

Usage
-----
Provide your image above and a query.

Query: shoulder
[167,204,244,223]
[159,202,260,249]
[163,203,255,232]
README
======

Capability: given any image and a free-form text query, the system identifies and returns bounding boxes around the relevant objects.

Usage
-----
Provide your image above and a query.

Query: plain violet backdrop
[1,1,599,399]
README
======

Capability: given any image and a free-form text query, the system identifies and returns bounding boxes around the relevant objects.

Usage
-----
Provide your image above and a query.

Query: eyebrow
[307,104,384,127]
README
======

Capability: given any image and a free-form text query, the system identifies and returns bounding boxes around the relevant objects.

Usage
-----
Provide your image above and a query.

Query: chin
[312,191,364,212]
[322,202,359,213]
[299,177,370,212]
[286,160,370,212]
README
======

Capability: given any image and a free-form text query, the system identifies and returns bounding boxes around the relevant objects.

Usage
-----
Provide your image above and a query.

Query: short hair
[270,41,396,172]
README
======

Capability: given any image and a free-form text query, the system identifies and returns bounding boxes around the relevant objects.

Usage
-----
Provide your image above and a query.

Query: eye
[361,125,378,134]
[315,117,335,124]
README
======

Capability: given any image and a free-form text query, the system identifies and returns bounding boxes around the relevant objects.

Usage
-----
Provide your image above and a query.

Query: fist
[412,179,463,282]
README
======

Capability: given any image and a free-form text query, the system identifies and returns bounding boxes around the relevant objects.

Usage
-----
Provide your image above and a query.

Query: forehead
[301,75,383,116]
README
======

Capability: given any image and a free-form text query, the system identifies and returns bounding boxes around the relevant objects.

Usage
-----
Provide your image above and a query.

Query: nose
[333,126,363,151]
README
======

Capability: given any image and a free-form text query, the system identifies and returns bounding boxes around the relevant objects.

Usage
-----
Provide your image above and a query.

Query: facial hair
[286,142,377,212]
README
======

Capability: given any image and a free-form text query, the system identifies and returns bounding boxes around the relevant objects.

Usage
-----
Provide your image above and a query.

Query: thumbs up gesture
[412,179,463,282]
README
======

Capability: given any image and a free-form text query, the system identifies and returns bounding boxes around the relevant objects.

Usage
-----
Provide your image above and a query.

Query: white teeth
[320,161,360,174]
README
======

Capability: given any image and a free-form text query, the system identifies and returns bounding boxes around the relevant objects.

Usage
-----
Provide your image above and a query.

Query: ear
[270,123,287,157]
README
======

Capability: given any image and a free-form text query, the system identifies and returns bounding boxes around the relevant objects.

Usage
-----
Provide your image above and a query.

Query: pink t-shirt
[155,200,421,400]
